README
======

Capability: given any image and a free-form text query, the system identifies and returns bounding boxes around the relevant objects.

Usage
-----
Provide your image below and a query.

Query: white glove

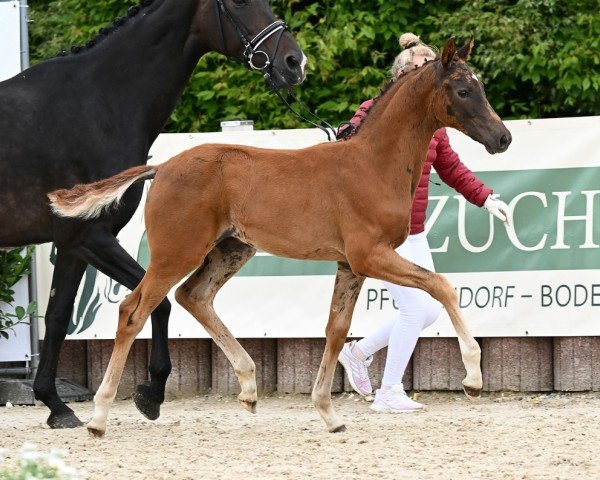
[483,193,512,227]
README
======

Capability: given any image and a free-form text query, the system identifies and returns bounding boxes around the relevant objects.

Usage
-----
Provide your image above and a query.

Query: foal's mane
[54,0,157,58]
[343,58,439,141]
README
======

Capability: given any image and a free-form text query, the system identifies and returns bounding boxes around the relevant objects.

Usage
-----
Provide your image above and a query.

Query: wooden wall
[55,337,600,398]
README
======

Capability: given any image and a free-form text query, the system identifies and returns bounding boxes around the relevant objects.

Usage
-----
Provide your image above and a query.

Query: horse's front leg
[349,245,482,398]
[33,250,87,428]
[313,262,364,432]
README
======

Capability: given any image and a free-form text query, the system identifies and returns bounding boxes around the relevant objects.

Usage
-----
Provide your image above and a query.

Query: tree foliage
[28,0,600,132]
[423,0,600,118]
[0,248,36,339]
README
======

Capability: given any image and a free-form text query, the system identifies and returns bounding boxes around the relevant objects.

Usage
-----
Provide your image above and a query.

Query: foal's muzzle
[484,130,512,154]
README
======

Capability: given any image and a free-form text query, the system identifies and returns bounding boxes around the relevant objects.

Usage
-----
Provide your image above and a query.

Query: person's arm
[336,99,374,140]
[433,129,511,226]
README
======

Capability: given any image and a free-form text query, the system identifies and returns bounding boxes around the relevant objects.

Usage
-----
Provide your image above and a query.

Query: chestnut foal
[50,37,511,436]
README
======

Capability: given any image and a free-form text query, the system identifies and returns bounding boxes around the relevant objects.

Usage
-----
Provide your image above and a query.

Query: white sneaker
[338,341,373,396]
[371,384,423,413]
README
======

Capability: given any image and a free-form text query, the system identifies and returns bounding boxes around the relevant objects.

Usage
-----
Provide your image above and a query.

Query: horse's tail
[48,164,158,220]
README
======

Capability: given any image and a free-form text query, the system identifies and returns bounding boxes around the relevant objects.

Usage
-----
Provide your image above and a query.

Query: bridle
[215,0,287,74]
[215,0,336,141]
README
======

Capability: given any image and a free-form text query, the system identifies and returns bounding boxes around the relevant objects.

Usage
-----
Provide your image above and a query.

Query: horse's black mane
[54,0,156,58]
[341,58,438,141]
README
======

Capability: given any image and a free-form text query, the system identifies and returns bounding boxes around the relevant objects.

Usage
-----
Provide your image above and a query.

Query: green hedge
[29,0,600,132]
[0,248,35,339]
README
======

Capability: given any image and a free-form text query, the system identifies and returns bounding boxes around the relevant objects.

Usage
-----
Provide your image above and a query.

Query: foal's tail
[48,165,158,220]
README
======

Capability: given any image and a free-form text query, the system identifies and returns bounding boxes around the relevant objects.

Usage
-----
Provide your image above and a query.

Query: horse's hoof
[330,424,347,433]
[86,424,106,438]
[47,411,84,429]
[463,385,482,399]
[239,400,257,414]
[133,392,161,421]
[133,383,161,421]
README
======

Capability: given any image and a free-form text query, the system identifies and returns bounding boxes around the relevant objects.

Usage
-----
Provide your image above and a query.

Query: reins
[271,89,336,141]
[214,0,335,141]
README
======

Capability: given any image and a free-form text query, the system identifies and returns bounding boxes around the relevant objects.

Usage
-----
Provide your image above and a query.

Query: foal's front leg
[350,245,482,397]
[313,262,364,432]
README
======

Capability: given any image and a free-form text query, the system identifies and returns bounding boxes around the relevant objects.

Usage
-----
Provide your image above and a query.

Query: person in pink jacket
[337,33,512,413]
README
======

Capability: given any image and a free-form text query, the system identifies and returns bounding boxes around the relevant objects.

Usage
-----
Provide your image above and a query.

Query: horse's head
[207,0,306,89]
[433,37,511,154]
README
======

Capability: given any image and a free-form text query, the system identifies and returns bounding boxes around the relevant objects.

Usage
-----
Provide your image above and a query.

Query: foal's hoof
[86,424,106,438]
[239,400,257,414]
[463,385,482,399]
[47,411,84,429]
[329,424,347,433]
[133,382,162,421]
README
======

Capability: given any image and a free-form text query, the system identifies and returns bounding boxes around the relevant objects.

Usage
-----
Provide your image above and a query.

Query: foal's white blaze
[472,72,479,82]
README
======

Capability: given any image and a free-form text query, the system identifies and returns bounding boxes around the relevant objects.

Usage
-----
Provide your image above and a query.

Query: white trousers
[356,231,442,387]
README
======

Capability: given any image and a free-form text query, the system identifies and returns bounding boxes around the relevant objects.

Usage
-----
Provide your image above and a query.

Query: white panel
[446,116,600,172]
[0,1,21,82]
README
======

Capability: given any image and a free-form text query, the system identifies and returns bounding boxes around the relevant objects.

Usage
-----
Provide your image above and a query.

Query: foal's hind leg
[77,227,172,421]
[313,262,364,432]
[352,245,482,398]
[86,264,189,437]
[175,237,258,412]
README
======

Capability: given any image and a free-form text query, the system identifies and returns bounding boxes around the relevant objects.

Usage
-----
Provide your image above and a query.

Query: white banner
[35,117,600,339]
[0,1,21,82]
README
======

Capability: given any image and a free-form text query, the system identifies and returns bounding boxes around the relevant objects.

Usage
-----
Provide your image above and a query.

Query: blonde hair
[390,33,437,78]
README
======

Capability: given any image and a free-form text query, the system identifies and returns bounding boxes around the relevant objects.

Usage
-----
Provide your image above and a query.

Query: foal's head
[431,37,511,154]
[203,0,306,89]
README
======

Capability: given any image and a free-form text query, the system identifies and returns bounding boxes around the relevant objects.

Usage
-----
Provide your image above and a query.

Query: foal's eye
[457,89,469,98]
[232,0,249,5]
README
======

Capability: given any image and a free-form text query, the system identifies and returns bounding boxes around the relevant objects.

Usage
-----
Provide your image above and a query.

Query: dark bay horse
[50,37,511,436]
[0,0,305,429]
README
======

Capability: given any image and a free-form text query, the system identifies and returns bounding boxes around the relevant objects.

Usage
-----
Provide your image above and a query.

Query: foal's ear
[441,37,457,69]
[456,36,475,61]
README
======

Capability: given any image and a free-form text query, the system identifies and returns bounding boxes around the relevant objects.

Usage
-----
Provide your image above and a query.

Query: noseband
[215,0,287,74]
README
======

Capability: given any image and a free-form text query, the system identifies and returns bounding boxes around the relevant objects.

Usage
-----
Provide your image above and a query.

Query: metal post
[28,253,39,379]
[20,0,37,379]
[19,0,29,70]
